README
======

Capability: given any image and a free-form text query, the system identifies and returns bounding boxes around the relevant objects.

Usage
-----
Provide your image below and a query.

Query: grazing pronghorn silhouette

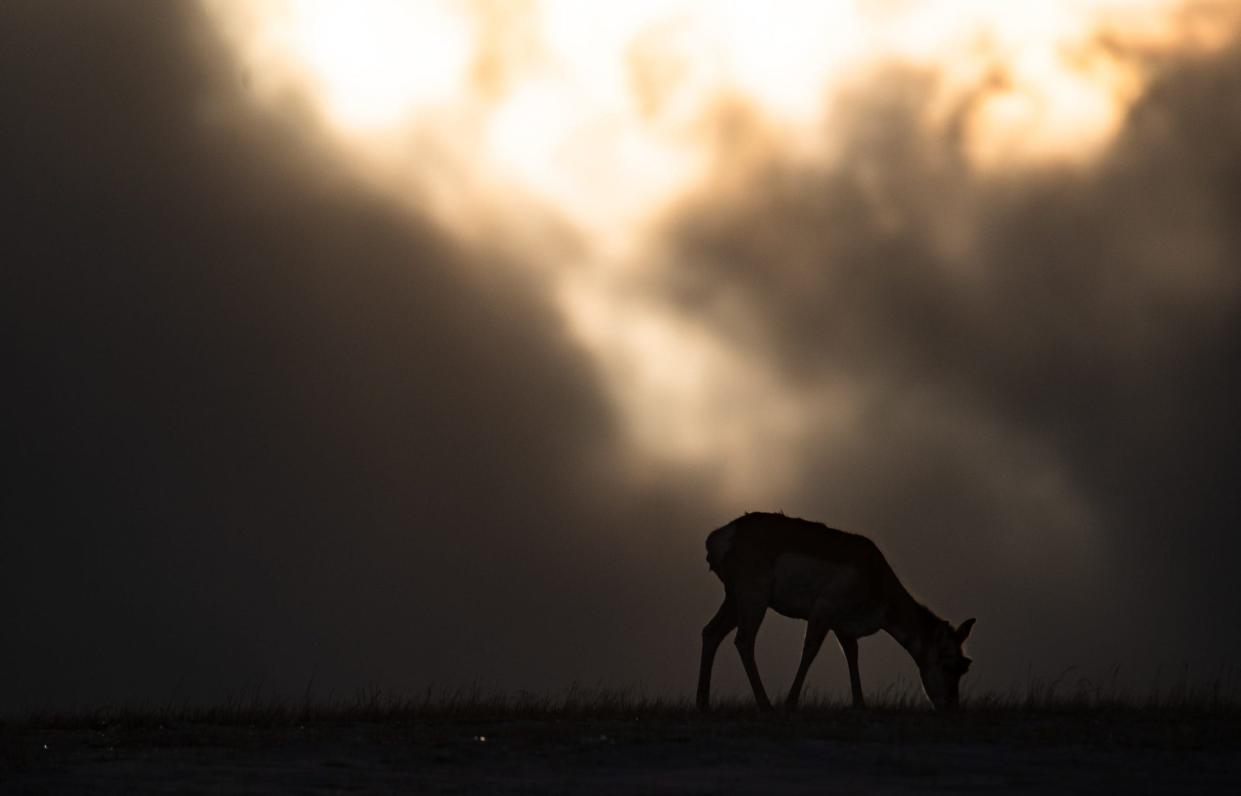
[698,512,975,711]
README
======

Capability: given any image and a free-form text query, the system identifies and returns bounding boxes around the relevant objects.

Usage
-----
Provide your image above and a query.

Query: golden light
[204,0,1236,498]
[210,3,457,124]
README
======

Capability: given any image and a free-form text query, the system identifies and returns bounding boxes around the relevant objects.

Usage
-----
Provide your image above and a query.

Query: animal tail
[705,522,737,572]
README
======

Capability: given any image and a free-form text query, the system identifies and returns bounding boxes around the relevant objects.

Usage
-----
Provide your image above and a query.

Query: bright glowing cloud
[203,0,1238,498]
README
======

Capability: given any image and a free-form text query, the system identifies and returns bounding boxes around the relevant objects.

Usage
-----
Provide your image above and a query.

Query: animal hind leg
[697,595,737,711]
[839,636,865,708]
[785,616,829,710]
[733,583,772,711]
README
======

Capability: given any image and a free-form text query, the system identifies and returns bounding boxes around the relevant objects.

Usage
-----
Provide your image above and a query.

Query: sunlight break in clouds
[204,0,1235,499]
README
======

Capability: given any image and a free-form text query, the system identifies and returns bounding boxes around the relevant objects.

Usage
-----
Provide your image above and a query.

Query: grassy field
[4,686,1240,793]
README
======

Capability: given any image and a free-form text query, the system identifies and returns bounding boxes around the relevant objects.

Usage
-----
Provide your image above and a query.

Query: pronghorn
[698,512,975,711]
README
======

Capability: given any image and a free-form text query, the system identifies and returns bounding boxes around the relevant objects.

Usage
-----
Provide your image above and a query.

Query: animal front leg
[697,596,737,711]
[839,636,865,708]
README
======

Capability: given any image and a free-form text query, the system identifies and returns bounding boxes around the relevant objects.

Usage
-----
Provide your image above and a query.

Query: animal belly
[769,554,853,620]
[833,611,883,638]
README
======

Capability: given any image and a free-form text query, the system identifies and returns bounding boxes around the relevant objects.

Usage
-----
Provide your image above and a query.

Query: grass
[5,669,1240,732]
[5,678,1241,790]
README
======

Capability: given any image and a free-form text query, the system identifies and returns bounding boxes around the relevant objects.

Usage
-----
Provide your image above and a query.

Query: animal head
[918,617,975,711]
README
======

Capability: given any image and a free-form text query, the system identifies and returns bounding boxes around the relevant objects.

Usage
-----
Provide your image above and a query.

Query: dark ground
[3,700,1239,794]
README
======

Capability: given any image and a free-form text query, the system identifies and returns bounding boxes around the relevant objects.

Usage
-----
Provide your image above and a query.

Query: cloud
[3,2,1239,710]
[0,2,712,709]
[655,35,1241,675]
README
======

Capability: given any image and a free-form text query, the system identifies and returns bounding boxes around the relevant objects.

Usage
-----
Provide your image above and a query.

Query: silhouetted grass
[8,685,1240,794]
[5,668,1240,733]
[5,677,1241,795]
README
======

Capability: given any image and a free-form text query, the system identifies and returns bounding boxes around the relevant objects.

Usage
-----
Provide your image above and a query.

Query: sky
[3,1,1241,711]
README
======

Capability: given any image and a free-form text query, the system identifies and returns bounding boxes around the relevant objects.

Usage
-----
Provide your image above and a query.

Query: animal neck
[882,588,941,666]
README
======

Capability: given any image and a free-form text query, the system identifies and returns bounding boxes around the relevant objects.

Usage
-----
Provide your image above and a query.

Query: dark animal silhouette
[698,512,975,711]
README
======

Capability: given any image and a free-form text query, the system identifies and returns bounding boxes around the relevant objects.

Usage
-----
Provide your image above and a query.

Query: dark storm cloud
[5,0,1240,713]
[658,43,1241,677]
[0,2,710,710]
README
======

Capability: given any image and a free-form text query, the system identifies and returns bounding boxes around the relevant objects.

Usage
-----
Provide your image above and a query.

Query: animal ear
[955,618,976,643]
